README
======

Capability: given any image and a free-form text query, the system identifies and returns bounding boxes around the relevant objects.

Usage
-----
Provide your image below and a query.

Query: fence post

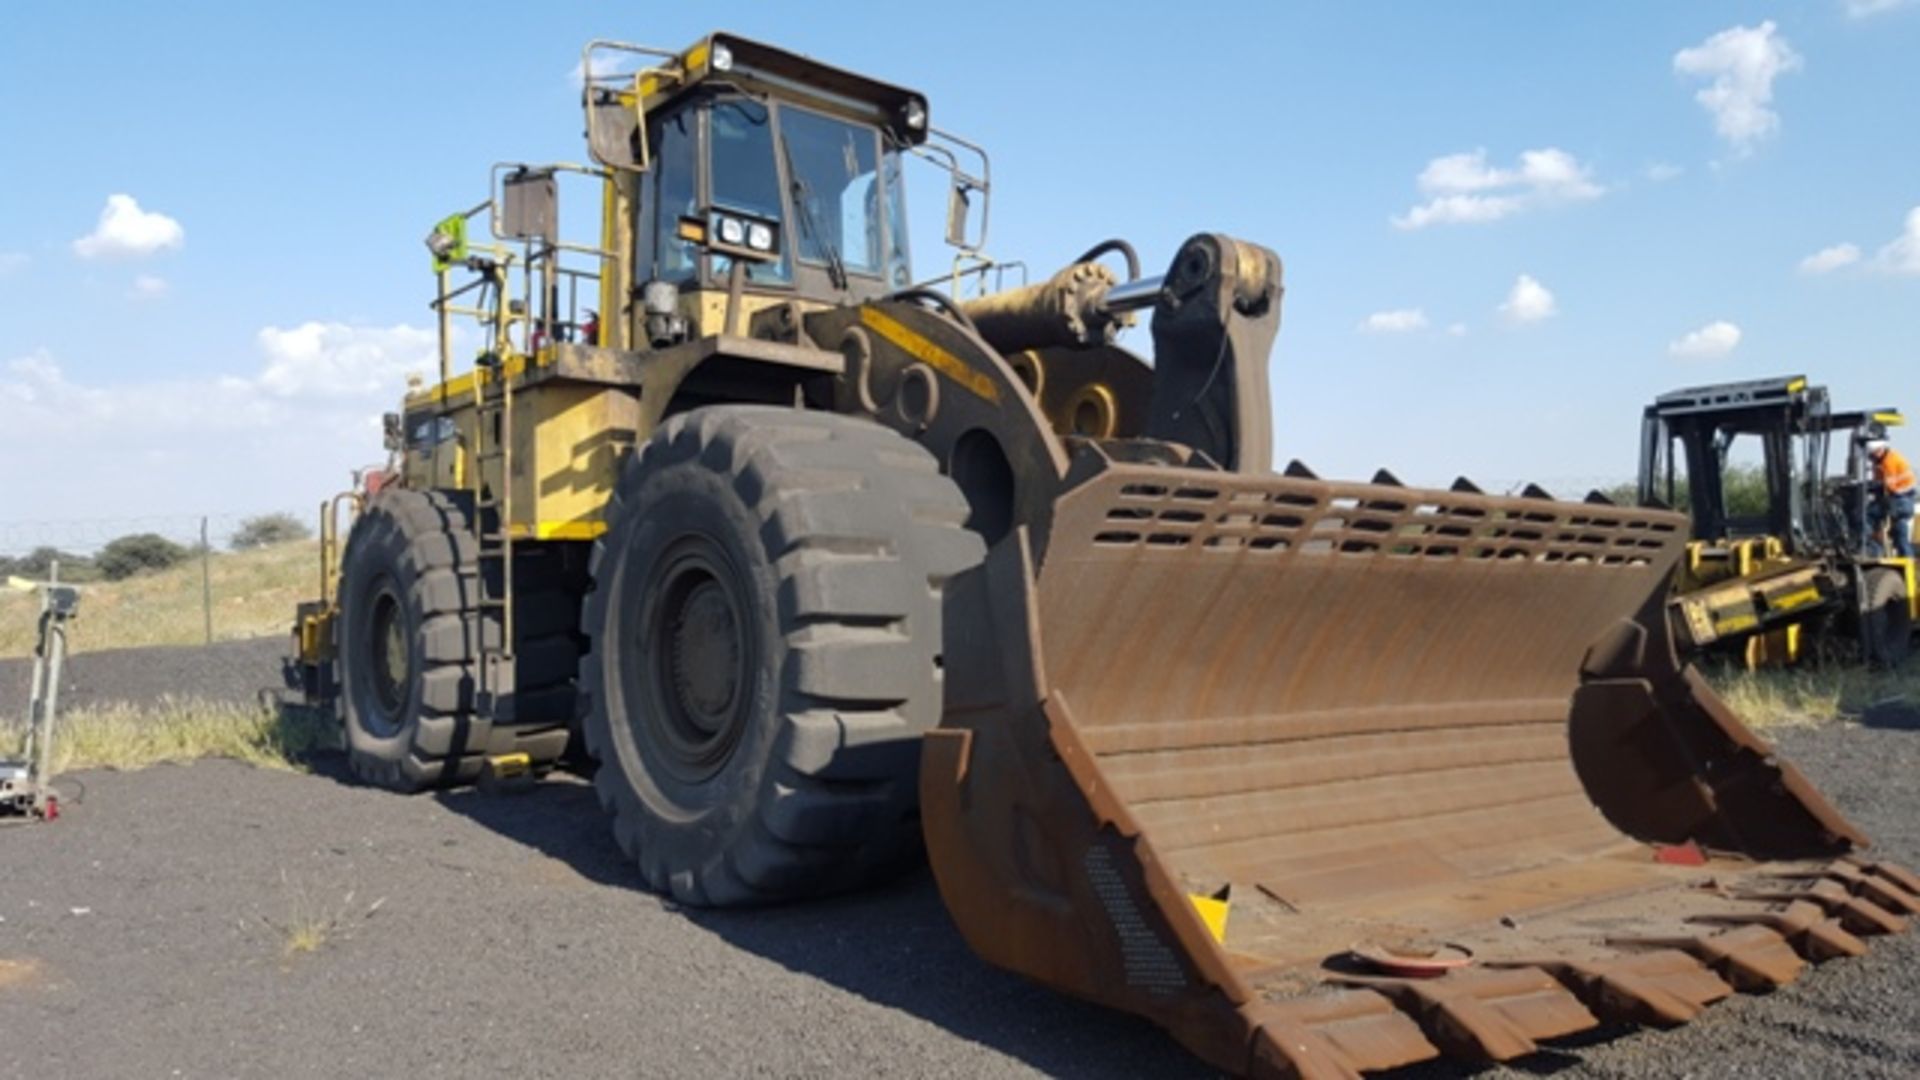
[201,516,213,646]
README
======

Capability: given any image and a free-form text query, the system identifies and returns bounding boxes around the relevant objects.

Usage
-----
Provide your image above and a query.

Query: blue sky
[2,1,1916,534]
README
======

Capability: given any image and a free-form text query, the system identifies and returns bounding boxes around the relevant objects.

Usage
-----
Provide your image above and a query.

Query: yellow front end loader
[290,34,1917,1078]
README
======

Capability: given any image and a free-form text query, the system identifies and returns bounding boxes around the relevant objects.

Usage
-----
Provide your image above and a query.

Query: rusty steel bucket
[922,459,1918,1079]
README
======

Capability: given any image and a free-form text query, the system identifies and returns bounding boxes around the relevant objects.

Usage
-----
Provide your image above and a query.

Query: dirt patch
[0,958,44,990]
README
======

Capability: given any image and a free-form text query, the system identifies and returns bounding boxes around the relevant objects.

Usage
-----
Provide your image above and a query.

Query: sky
[2,1,1917,546]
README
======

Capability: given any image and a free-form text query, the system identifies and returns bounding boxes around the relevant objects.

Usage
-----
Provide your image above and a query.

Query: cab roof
[628,32,930,145]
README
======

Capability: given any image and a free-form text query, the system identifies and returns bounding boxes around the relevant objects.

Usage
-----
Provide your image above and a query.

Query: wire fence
[0,513,307,558]
[0,512,319,656]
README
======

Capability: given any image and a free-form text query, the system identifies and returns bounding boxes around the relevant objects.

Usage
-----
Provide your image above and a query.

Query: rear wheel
[337,489,493,790]
[581,406,984,906]
[1861,566,1913,668]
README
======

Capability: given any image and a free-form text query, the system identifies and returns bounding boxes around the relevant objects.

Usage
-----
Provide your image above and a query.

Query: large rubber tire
[581,406,985,906]
[336,489,494,791]
[1861,566,1913,669]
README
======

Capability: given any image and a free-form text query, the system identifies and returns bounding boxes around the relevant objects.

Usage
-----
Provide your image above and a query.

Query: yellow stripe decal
[859,306,1000,404]
[1767,587,1823,612]
[1714,613,1759,634]
[404,353,531,408]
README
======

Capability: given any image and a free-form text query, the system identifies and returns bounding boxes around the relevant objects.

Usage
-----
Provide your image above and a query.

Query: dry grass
[2,697,336,774]
[264,870,384,959]
[1708,663,1920,730]
[0,540,318,659]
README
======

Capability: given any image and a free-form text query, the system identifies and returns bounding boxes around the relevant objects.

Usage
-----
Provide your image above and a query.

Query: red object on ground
[1655,841,1708,866]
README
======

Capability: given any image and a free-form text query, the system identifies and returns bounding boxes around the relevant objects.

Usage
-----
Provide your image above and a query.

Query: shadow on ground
[391,760,1209,1078]
[1859,697,1920,731]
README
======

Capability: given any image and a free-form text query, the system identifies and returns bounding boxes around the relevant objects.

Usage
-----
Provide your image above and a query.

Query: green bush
[96,533,190,581]
[0,546,100,582]
[230,512,312,551]
[1616,463,1772,519]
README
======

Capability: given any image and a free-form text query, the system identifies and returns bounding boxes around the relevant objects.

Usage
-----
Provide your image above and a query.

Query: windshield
[708,97,790,284]
[781,107,887,278]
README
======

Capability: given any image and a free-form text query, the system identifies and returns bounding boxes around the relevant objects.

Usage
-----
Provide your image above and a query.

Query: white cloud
[1644,163,1685,182]
[0,323,437,519]
[255,322,437,399]
[1871,206,1920,274]
[1673,22,1802,153]
[1358,308,1429,334]
[1446,322,1468,337]
[1498,274,1557,323]
[1798,243,1861,275]
[1844,0,1912,17]
[0,251,27,275]
[129,274,170,299]
[1393,148,1604,229]
[72,194,185,259]
[1668,321,1743,359]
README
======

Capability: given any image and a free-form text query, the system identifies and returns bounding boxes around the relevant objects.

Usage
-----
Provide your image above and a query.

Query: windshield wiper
[780,135,849,293]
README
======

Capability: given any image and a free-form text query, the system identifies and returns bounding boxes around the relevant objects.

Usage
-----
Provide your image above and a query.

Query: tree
[96,533,189,581]
[0,546,100,582]
[230,512,313,550]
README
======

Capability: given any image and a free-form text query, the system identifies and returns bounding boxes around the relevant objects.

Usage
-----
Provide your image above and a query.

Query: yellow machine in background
[1639,376,1915,667]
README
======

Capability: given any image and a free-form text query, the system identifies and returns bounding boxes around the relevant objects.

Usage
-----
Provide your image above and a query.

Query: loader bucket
[922,456,1917,1079]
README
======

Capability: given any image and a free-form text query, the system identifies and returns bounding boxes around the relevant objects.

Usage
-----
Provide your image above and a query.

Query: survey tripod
[1,571,80,822]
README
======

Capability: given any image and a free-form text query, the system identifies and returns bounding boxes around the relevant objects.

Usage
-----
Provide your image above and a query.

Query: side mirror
[382,412,404,452]
[500,168,558,245]
[586,87,649,172]
[945,179,976,250]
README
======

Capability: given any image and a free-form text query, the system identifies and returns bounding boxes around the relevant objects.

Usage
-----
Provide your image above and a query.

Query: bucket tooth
[1584,489,1616,506]
[1613,926,1804,991]
[1283,459,1319,479]
[1692,900,1867,961]
[1332,968,1596,1063]
[1252,991,1439,1079]
[1520,482,1555,500]
[1741,879,1909,935]
[1448,476,1483,493]
[1370,468,1405,487]
[1509,951,1731,1028]
[1812,860,1920,914]
[1843,860,1920,910]
[1851,857,1920,897]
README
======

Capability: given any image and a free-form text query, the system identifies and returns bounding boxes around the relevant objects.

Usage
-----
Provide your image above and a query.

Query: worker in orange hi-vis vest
[1865,436,1916,559]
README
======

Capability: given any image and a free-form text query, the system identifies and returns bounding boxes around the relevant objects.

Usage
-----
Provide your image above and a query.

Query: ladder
[471,345,516,727]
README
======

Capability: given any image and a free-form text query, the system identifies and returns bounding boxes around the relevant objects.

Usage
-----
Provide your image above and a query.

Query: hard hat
[1866,439,1889,456]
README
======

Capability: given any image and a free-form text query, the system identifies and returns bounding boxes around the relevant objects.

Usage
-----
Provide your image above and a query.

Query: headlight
[746,222,774,251]
[710,42,734,72]
[717,216,745,246]
[903,99,927,131]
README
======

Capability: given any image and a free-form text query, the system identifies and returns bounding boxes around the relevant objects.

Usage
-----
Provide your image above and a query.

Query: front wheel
[580,407,984,906]
[1861,566,1913,669]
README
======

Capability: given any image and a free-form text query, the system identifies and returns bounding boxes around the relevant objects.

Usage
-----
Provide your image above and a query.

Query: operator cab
[1638,375,1905,556]
[588,35,928,310]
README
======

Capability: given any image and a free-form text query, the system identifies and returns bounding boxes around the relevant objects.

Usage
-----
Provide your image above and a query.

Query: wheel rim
[633,537,753,783]
[364,582,411,731]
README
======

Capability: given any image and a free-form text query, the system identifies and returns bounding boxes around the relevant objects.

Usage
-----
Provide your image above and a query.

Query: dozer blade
[923,459,1912,1079]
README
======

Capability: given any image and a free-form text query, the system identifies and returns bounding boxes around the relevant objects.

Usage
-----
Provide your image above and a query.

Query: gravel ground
[0,636,288,720]
[0,665,1915,1078]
